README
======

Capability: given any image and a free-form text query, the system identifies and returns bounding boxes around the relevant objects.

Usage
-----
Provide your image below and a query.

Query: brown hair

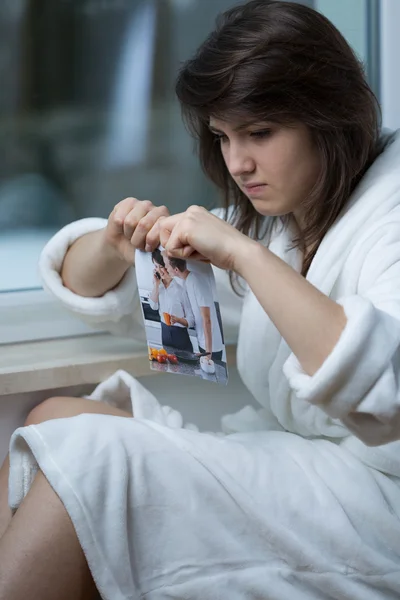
[175,0,381,282]
[168,257,187,272]
[152,248,165,268]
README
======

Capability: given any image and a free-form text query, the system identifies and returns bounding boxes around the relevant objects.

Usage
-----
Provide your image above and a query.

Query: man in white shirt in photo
[163,255,224,367]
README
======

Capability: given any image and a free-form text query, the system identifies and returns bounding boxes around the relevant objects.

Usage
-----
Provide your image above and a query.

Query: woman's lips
[243,183,267,195]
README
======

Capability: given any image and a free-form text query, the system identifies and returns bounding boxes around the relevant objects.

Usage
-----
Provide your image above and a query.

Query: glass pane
[315,0,369,64]
[380,0,400,130]
[314,0,381,97]
[0,0,236,293]
[1,0,376,294]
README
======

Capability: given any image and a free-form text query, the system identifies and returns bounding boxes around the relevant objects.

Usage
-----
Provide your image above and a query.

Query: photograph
[135,247,228,385]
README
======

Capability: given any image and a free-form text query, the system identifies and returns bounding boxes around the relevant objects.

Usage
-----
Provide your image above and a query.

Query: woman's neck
[292,209,305,232]
[163,278,172,288]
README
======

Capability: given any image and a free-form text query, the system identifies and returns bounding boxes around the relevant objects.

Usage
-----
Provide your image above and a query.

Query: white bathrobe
[8,131,400,599]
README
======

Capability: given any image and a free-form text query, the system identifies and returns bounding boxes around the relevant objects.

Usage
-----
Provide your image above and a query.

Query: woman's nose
[226,144,255,178]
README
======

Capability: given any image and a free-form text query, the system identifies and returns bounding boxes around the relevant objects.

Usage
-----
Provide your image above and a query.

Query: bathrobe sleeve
[38,218,145,338]
[38,210,244,342]
[283,219,400,446]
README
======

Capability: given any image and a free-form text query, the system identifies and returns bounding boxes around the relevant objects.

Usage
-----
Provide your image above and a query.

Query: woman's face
[153,260,161,275]
[153,260,171,282]
[209,118,320,225]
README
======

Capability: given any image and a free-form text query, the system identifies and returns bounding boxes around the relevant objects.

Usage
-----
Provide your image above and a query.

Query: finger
[164,218,191,257]
[174,252,210,265]
[185,250,210,263]
[182,245,195,258]
[144,208,170,252]
[164,220,211,263]
[130,205,169,250]
[145,220,161,252]
[108,197,138,236]
[166,244,194,260]
[158,213,183,249]
[123,200,153,241]
[166,244,209,263]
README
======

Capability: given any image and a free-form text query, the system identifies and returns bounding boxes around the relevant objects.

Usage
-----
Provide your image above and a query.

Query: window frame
[0,289,98,346]
[380,0,400,130]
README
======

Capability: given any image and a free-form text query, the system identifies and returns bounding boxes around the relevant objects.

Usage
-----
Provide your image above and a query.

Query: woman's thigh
[25,396,132,427]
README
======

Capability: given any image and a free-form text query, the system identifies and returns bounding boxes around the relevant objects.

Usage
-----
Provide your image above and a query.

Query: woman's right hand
[104,197,170,263]
[170,315,188,327]
[153,270,161,286]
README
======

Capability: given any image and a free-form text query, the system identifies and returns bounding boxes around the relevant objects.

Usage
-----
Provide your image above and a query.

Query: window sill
[0,334,237,396]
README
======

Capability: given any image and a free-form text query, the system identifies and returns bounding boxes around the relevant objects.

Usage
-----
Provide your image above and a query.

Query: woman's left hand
[158,206,255,272]
[170,315,188,327]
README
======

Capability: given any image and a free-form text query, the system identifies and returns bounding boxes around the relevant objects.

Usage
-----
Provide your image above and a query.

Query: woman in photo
[1,1,400,598]
[149,248,195,352]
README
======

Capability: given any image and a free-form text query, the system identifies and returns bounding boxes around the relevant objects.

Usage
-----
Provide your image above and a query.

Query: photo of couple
[135,247,228,384]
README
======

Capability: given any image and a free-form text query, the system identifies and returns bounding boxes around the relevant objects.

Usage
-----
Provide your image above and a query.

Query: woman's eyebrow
[208,125,225,134]
[235,120,269,131]
[208,121,266,134]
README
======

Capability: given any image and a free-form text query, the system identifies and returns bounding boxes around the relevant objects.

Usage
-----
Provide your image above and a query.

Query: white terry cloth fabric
[7,131,400,598]
[38,217,146,338]
[86,369,200,432]
[9,418,400,599]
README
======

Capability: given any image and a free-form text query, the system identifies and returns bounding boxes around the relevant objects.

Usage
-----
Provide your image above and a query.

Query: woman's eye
[250,129,271,139]
[213,133,228,143]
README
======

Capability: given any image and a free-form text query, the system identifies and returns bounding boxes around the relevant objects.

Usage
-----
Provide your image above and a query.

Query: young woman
[1,1,400,598]
[149,248,195,352]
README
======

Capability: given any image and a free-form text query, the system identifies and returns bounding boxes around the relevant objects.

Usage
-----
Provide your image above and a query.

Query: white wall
[380,0,400,130]
[313,0,400,131]
[315,0,368,63]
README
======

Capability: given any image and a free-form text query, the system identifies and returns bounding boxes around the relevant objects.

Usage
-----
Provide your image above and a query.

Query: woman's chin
[250,198,288,218]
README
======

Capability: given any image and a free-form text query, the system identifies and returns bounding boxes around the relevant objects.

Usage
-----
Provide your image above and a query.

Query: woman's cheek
[220,144,229,166]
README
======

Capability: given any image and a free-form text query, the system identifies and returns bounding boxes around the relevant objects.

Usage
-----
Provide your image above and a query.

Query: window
[0,0,392,344]
[315,0,381,96]
[0,0,236,342]
[380,0,400,130]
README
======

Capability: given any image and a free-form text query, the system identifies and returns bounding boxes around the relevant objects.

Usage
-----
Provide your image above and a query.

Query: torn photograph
[135,248,228,385]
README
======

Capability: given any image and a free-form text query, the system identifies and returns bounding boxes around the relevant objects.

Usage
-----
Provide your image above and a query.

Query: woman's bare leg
[0,470,98,600]
[0,396,132,598]
[0,456,11,539]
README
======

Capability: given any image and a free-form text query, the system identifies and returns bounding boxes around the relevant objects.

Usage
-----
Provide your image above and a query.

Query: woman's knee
[25,396,81,426]
[25,396,132,427]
